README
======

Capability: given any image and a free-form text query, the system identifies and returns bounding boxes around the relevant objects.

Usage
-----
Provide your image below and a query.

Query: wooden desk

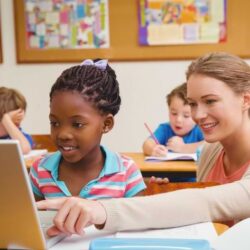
[214,223,229,235]
[123,152,197,179]
[32,134,57,152]
[143,181,219,196]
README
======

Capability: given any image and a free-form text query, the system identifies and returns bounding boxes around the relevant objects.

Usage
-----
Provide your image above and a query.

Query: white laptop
[0,140,66,249]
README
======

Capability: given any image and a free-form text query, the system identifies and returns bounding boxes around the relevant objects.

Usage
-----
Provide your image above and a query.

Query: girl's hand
[149,176,169,184]
[167,136,185,152]
[36,197,107,236]
[151,144,168,157]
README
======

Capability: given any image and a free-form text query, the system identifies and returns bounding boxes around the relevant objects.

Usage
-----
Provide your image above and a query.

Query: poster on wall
[138,0,227,46]
[24,0,110,49]
[0,5,3,63]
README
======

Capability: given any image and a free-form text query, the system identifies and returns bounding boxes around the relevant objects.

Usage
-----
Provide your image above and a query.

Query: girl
[30,59,146,201]
[38,52,250,236]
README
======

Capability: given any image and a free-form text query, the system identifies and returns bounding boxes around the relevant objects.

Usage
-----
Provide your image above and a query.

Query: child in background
[143,83,204,157]
[0,87,33,154]
[30,59,146,201]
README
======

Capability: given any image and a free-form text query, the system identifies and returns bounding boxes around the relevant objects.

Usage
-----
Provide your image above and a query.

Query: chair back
[32,134,57,152]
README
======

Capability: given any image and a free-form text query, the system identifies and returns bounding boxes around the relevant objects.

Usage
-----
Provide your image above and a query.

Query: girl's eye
[50,121,59,127]
[184,115,191,118]
[73,122,84,128]
[171,112,177,116]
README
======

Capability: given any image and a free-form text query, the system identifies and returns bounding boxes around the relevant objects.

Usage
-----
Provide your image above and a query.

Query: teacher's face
[186,74,245,144]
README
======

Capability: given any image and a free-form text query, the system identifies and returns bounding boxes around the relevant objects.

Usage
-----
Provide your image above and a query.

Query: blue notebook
[89,237,211,250]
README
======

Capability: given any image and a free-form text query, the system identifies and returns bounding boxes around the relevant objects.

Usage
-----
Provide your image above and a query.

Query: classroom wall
[0,1,249,152]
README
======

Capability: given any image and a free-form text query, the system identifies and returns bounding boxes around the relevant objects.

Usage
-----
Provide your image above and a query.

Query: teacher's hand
[37,197,107,236]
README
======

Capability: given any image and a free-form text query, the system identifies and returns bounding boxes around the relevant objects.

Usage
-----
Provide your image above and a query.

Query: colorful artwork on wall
[24,0,110,49]
[138,0,227,45]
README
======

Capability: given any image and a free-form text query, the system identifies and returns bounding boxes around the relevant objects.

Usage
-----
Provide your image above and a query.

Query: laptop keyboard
[38,211,57,239]
[38,210,67,247]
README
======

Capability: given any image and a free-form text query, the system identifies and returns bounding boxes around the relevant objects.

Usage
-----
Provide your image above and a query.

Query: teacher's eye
[206,99,216,105]
[188,102,197,108]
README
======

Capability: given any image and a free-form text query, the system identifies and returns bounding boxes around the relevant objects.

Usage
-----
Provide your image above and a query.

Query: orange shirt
[205,150,250,184]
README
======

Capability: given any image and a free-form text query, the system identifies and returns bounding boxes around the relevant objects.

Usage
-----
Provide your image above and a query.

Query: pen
[144,122,159,144]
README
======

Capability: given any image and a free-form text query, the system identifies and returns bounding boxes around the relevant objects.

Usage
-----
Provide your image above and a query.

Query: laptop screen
[0,140,61,249]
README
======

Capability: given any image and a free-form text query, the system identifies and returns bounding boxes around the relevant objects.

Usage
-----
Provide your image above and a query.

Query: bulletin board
[0,24,2,63]
[14,0,250,63]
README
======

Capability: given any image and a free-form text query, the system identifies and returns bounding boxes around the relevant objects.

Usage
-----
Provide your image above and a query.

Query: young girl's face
[49,91,108,163]
[187,74,245,144]
[168,95,196,136]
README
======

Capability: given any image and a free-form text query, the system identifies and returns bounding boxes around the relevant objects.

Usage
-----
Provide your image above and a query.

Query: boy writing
[143,83,204,156]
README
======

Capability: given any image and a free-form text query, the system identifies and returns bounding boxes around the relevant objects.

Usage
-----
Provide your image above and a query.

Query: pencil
[144,122,159,144]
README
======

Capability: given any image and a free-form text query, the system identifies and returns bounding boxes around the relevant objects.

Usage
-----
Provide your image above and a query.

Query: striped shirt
[29,146,146,200]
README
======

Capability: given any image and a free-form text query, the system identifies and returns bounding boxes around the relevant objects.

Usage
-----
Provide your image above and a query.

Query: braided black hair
[50,59,121,116]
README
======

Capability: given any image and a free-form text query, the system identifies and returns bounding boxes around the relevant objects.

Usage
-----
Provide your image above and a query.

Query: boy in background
[0,87,33,153]
[143,83,204,157]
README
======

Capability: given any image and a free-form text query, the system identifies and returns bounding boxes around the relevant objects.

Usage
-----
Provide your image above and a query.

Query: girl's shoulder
[31,152,60,171]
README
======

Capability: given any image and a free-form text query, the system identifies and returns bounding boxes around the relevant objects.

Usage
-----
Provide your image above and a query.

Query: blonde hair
[0,87,27,119]
[186,52,250,95]
[166,82,188,106]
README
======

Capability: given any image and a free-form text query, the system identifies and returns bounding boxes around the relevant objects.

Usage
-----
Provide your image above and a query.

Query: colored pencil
[144,122,159,144]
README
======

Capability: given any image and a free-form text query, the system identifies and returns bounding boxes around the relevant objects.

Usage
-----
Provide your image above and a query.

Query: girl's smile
[49,90,107,165]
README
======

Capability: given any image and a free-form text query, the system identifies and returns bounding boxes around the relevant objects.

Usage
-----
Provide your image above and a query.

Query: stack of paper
[116,222,217,242]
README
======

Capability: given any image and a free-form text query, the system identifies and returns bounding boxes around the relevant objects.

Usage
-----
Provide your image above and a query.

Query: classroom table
[123,152,197,180]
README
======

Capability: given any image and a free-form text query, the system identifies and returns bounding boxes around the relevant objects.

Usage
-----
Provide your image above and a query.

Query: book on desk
[145,152,197,162]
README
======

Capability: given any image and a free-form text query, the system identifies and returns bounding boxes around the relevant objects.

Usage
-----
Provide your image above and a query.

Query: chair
[31,134,57,152]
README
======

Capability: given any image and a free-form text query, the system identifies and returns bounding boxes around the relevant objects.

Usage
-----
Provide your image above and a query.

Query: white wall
[1,1,249,152]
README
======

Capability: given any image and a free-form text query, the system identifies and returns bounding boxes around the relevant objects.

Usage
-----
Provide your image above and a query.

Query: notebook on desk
[145,152,197,161]
[0,140,66,249]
